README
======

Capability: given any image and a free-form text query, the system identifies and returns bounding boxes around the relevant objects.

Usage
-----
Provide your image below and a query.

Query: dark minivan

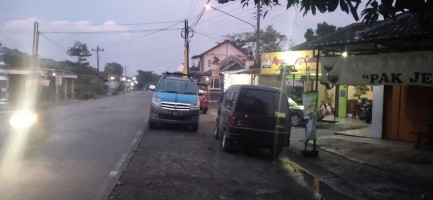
[214,85,291,157]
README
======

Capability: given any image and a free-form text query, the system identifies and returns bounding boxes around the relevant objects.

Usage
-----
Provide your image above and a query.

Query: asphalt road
[109,108,318,200]
[0,91,151,200]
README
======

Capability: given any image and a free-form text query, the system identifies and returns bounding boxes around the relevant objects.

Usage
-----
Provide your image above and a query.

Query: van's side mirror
[199,90,204,95]
[149,85,156,91]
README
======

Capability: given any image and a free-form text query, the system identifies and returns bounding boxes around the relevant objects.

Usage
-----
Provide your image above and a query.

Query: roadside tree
[225,25,287,58]
[104,62,123,76]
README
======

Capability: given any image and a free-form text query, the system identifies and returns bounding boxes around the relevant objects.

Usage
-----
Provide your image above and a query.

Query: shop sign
[261,51,320,75]
[321,51,433,87]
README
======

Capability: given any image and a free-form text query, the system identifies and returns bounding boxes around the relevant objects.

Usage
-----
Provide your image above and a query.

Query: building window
[210,78,221,89]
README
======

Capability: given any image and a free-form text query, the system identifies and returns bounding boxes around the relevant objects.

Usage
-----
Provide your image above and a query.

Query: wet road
[109,111,319,200]
[0,91,151,200]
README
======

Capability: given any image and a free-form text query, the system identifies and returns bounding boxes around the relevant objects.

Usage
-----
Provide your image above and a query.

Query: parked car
[196,82,210,114]
[288,97,325,127]
[148,73,201,131]
[214,85,291,157]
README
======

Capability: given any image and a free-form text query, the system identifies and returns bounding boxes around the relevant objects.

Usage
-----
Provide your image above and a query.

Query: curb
[334,132,371,138]
[95,121,148,200]
[283,147,384,200]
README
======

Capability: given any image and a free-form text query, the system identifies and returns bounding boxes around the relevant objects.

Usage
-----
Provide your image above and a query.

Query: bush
[75,80,107,99]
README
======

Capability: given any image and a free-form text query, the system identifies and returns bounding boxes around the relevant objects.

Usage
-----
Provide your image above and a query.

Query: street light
[205,4,259,65]
[110,76,115,80]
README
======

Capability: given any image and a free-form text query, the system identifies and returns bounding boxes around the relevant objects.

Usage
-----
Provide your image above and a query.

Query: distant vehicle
[196,82,210,114]
[288,98,325,127]
[214,85,291,157]
[148,73,201,132]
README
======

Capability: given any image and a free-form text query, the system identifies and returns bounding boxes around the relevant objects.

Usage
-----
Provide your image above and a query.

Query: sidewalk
[288,117,433,200]
[316,135,433,180]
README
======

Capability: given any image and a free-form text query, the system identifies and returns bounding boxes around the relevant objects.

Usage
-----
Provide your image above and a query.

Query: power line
[187,0,199,18]
[41,27,182,34]
[40,34,66,52]
[191,0,211,29]
[194,31,221,41]
[62,20,184,26]
[106,21,183,48]
[108,30,180,50]
[194,6,251,28]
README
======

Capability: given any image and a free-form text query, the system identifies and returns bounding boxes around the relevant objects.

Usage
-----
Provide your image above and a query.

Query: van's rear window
[235,89,274,115]
[235,89,287,115]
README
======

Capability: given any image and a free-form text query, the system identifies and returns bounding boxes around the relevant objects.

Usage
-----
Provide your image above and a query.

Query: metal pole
[315,49,320,91]
[255,4,260,66]
[92,46,104,72]
[185,20,189,74]
[35,22,40,69]
[305,61,309,91]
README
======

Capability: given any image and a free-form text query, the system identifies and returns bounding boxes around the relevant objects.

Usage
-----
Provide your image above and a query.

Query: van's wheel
[214,124,220,139]
[290,114,302,127]
[271,146,282,158]
[221,131,231,152]
[149,121,156,129]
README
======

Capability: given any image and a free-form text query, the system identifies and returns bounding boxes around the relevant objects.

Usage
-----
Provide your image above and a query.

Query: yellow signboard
[260,51,321,75]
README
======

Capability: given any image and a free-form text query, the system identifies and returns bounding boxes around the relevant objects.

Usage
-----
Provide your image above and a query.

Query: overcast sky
[0,0,359,75]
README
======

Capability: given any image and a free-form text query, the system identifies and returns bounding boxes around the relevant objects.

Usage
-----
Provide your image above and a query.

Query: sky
[0,0,360,76]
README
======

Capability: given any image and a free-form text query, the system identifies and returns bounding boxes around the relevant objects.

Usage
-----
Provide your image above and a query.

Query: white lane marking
[131,138,138,146]
[109,171,118,177]
[107,130,143,177]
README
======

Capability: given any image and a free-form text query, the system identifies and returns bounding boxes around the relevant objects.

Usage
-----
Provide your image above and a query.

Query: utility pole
[92,46,104,72]
[124,66,127,77]
[32,21,40,68]
[181,19,193,75]
[255,3,261,67]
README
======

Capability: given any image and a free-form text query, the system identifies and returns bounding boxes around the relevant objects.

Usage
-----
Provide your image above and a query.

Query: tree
[304,29,316,42]
[104,62,123,76]
[67,41,91,66]
[136,70,160,89]
[353,85,369,99]
[304,22,338,42]
[225,25,287,58]
[221,0,433,28]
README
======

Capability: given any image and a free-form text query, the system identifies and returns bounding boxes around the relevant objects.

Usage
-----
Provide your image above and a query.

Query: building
[192,40,249,73]
[291,12,433,142]
[192,40,255,101]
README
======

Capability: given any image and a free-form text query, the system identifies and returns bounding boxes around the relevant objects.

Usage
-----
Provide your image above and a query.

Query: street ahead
[0,91,151,200]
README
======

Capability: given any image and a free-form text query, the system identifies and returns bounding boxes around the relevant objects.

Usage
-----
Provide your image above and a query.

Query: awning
[320,51,433,87]
[221,68,260,74]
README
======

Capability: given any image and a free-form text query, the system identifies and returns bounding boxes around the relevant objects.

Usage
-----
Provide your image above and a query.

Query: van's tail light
[229,115,237,126]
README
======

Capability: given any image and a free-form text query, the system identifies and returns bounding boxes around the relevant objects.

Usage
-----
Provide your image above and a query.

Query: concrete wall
[201,43,248,72]
[224,74,253,91]
[258,75,282,89]
[371,85,384,139]
[347,85,374,100]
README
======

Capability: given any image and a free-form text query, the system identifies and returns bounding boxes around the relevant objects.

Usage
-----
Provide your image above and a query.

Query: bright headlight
[152,98,161,106]
[9,110,38,129]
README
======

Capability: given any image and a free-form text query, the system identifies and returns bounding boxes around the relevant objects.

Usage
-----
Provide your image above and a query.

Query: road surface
[0,91,150,200]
